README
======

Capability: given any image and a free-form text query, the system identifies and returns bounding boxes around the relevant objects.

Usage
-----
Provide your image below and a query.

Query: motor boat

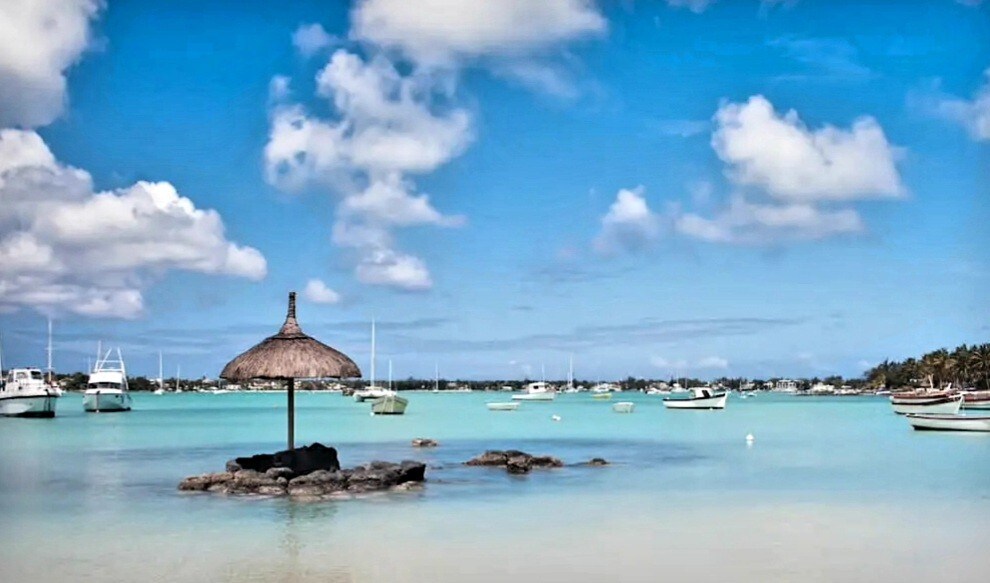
[486,402,520,411]
[371,392,408,415]
[0,368,59,418]
[83,348,132,413]
[890,393,962,416]
[612,401,635,413]
[663,387,728,410]
[906,413,990,432]
[512,381,555,401]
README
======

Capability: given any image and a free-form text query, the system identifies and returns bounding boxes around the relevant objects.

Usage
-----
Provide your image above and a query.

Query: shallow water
[1,392,988,582]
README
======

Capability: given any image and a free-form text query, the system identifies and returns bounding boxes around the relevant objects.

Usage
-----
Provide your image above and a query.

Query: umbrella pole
[287,377,295,451]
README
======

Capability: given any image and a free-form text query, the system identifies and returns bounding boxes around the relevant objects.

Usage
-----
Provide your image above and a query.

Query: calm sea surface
[1,392,988,582]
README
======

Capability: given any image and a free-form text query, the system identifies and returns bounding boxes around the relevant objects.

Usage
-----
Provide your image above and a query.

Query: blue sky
[0,0,987,381]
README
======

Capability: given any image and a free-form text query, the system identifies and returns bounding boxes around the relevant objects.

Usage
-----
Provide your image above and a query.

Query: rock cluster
[179,443,426,498]
[465,450,565,474]
[411,438,439,448]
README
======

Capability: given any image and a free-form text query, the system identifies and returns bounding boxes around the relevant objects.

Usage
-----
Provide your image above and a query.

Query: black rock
[411,438,439,447]
[465,450,564,474]
[234,442,340,475]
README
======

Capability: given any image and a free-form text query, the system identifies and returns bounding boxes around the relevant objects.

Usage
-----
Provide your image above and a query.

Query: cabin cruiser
[0,368,59,418]
[353,386,389,402]
[83,348,132,413]
[663,387,728,410]
[512,381,556,401]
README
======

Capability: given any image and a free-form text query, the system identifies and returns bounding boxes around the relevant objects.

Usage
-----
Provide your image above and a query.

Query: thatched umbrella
[221,292,360,450]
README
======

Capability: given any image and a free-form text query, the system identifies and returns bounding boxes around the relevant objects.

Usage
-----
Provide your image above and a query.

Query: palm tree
[971,344,990,391]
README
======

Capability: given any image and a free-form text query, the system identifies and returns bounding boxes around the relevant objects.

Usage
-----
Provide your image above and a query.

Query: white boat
[890,394,962,416]
[486,402,520,411]
[1,368,59,418]
[367,329,408,416]
[512,381,556,401]
[906,413,990,432]
[612,401,635,413]
[663,387,728,410]
[591,392,612,401]
[83,348,132,413]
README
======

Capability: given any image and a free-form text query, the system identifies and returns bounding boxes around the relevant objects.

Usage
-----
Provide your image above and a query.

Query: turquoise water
[1,392,988,582]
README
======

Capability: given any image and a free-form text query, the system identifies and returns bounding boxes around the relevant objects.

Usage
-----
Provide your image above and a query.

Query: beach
[1,392,987,582]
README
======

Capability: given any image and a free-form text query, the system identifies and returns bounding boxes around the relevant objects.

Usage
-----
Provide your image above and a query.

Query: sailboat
[370,330,408,415]
[563,356,578,393]
[353,319,388,402]
[432,363,440,393]
[153,351,165,394]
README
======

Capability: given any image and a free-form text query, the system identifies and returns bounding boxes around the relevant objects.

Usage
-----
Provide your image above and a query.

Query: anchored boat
[889,393,962,416]
[612,401,635,413]
[512,381,556,401]
[83,348,132,413]
[961,391,990,410]
[1,368,59,418]
[663,387,728,410]
[486,402,520,411]
[906,413,990,432]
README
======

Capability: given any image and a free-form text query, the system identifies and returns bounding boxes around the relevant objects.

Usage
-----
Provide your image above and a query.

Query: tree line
[865,343,990,390]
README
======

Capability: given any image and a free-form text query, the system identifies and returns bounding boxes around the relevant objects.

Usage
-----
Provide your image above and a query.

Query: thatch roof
[220,292,361,381]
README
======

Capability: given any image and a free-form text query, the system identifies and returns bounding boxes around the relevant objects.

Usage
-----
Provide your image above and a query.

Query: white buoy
[746,433,755,443]
[551,414,562,422]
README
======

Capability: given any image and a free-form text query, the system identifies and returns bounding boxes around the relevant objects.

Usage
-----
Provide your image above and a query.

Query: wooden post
[287,377,295,451]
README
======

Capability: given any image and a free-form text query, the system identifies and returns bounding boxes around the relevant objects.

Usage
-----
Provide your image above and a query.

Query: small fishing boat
[486,402,520,411]
[906,413,990,432]
[591,392,612,401]
[890,394,962,416]
[512,381,555,401]
[83,348,132,413]
[961,391,990,410]
[612,401,634,413]
[663,387,728,410]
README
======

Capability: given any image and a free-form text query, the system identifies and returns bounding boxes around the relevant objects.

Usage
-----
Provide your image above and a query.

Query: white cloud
[674,195,864,244]
[303,279,341,304]
[0,0,102,127]
[712,95,904,202]
[651,356,688,370]
[0,130,267,318]
[268,75,290,102]
[265,50,470,291]
[593,187,661,255]
[292,23,336,57]
[350,0,606,67]
[934,68,990,141]
[697,356,729,369]
[665,0,716,14]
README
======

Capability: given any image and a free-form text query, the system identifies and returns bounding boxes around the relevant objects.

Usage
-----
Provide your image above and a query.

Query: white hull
[612,402,635,413]
[83,391,132,413]
[370,394,408,415]
[512,392,555,401]
[907,414,990,432]
[487,402,520,411]
[961,400,990,411]
[0,395,57,417]
[663,393,727,410]
[891,396,962,416]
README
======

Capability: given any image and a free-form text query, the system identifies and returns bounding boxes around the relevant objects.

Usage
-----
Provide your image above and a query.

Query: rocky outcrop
[179,443,424,498]
[411,438,438,448]
[465,450,564,474]
[586,458,609,466]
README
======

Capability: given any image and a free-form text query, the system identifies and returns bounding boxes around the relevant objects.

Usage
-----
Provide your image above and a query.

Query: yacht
[83,348,132,413]
[1,368,60,418]
[663,387,728,410]
[512,381,556,401]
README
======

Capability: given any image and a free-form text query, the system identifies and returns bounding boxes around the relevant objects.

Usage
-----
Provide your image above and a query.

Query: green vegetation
[865,343,990,390]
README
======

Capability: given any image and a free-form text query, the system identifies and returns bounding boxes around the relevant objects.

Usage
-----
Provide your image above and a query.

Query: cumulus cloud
[712,95,904,202]
[0,0,102,127]
[593,187,661,255]
[0,130,267,318]
[350,0,605,67]
[674,195,864,245]
[292,23,336,57]
[265,50,470,291]
[303,278,341,304]
[933,68,990,141]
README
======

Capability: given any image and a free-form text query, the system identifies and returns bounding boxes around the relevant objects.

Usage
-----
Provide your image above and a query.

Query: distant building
[775,379,798,392]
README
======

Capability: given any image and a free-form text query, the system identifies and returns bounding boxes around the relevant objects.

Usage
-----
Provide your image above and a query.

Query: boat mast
[158,351,164,391]
[0,331,4,380]
[434,362,439,391]
[370,318,376,388]
[568,355,574,389]
[46,318,53,384]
